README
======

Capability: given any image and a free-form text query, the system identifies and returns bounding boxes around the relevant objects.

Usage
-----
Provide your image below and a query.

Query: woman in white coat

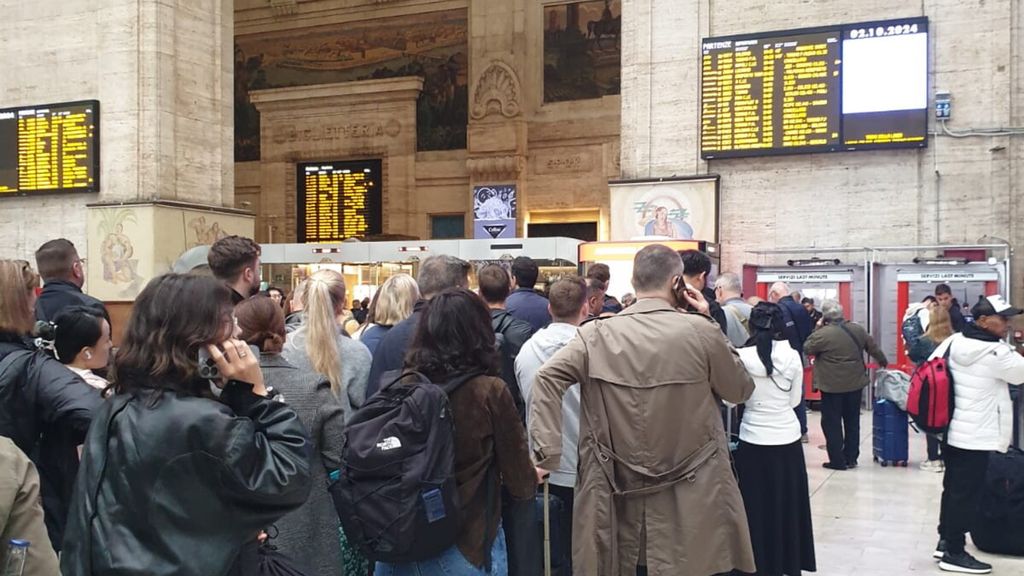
[931,295,1024,575]
[733,302,816,576]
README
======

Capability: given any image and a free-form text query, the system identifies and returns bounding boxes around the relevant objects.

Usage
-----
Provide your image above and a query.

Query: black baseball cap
[971,295,1022,319]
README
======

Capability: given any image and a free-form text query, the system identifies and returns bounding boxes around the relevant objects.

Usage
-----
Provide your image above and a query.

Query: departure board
[0,100,99,195]
[701,18,928,159]
[296,160,382,243]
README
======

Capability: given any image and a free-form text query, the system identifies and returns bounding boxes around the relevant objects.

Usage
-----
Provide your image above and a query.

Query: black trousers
[548,484,574,576]
[820,389,863,466]
[927,434,944,462]
[938,444,990,554]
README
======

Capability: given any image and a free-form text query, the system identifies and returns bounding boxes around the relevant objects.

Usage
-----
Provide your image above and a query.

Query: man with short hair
[769,281,814,441]
[935,283,967,333]
[930,295,1024,574]
[366,255,471,397]
[478,264,533,422]
[207,235,262,304]
[715,272,751,348]
[585,277,607,318]
[587,263,623,314]
[34,239,107,323]
[680,249,728,335]
[506,256,551,333]
[802,297,823,326]
[516,277,589,575]
[530,244,756,576]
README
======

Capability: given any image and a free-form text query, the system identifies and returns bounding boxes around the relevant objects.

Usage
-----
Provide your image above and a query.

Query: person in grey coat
[236,295,348,576]
[283,270,372,418]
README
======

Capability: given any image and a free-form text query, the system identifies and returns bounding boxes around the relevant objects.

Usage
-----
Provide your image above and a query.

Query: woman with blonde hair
[283,269,372,416]
[355,274,420,356]
[909,305,955,472]
[0,260,102,553]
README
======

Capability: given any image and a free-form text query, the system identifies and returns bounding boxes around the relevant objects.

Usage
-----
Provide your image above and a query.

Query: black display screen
[701,17,928,159]
[0,100,99,195]
[296,160,383,243]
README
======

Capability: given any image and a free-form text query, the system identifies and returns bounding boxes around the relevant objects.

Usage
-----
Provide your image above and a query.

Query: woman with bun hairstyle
[40,305,113,392]
[236,295,350,576]
[733,302,816,576]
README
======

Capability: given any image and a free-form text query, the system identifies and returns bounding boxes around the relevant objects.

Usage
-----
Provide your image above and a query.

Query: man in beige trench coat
[530,244,757,576]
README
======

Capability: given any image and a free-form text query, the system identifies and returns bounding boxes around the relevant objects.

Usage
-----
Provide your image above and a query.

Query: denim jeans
[375,527,508,576]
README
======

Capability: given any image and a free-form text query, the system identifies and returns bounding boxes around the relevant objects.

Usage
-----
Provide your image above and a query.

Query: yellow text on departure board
[301,167,377,242]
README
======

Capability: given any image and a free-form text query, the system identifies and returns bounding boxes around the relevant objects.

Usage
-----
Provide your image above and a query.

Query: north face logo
[377,436,402,451]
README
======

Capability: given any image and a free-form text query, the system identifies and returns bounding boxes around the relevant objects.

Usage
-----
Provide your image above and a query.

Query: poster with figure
[608,177,719,242]
[473,185,517,239]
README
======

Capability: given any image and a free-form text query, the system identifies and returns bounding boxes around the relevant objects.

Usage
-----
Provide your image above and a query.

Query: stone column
[0,0,246,302]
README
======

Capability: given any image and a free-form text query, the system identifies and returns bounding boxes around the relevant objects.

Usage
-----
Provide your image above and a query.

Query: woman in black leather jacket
[60,274,312,576]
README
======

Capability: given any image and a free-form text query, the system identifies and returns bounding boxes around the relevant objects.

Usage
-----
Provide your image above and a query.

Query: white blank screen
[842,33,928,114]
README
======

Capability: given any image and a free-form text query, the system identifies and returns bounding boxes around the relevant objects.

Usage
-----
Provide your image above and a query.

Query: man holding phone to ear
[529,244,756,576]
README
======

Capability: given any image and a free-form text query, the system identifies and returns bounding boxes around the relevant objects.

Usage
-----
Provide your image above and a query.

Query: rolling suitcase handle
[543,478,551,576]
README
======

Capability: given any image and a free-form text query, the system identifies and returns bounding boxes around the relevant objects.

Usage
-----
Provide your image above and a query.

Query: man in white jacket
[931,295,1024,574]
[517,277,589,574]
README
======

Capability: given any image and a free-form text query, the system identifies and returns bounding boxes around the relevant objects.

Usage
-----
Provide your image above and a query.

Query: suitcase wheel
[900,461,908,467]
[880,460,889,467]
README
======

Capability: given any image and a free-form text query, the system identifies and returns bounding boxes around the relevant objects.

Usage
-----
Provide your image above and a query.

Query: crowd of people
[0,235,1021,576]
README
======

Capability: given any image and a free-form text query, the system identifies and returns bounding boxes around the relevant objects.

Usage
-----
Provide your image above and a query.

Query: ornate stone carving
[467,155,525,178]
[471,61,522,120]
[269,0,298,17]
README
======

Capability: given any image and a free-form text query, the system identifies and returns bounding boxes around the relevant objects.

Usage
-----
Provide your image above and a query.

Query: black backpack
[329,371,481,563]
[492,313,528,423]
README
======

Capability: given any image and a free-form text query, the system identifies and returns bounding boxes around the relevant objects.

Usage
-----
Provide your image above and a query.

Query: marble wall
[620,0,1024,301]
[235,0,622,242]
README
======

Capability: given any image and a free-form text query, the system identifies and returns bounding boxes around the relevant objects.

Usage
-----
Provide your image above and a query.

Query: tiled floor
[805,409,1023,575]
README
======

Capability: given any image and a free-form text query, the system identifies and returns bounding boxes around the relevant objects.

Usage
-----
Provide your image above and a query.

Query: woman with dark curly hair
[61,274,312,576]
[374,288,539,576]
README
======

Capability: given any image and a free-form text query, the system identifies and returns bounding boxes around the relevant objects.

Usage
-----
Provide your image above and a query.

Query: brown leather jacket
[0,437,59,576]
[449,375,536,567]
[530,298,756,576]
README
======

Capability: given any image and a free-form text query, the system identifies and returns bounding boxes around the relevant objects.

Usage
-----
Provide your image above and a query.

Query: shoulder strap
[724,305,748,330]
[837,322,867,368]
[440,370,486,395]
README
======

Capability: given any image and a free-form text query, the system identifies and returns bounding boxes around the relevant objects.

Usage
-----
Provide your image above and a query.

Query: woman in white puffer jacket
[928,295,1024,575]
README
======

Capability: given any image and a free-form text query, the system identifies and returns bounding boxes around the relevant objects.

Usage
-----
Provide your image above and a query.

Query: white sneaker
[920,460,945,473]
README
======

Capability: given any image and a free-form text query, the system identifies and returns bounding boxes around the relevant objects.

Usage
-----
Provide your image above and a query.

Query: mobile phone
[198,344,261,381]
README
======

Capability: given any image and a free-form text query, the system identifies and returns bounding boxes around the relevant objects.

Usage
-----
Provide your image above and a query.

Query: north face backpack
[329,370,480,563]
[901,313,925,351]
[906,342,954,434]
[0,350,40,452]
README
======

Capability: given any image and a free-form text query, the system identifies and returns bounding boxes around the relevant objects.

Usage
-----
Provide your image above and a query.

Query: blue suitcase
[873,398,909,467]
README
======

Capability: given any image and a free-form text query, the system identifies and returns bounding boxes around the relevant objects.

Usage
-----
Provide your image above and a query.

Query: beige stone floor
[804,410,1024,575]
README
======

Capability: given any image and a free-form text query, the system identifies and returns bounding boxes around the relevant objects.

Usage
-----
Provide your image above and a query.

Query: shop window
[528,222,598,242]
[431,214,466,239]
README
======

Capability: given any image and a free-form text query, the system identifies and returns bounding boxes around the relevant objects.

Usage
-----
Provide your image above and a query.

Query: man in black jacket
[208,236,262,305]
[935,283,967,332]
[366,255,471,397]
[769,281,814,441]
[680,250,728,336]
[34,239,108,322]
[478,264,533,422]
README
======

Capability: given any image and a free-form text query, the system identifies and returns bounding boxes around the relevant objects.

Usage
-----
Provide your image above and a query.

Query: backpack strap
[440,371,486,395]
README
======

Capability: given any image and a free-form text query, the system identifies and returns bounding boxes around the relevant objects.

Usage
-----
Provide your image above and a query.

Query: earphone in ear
[84,351,93,360]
